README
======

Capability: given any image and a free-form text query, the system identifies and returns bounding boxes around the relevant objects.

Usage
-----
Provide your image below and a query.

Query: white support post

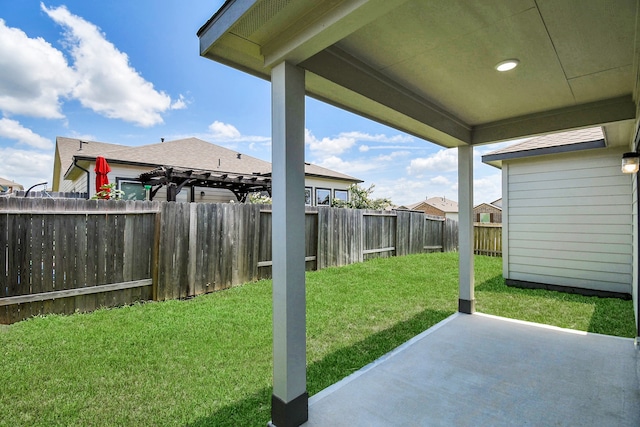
[269,61,308,427]
[458,144,475,314]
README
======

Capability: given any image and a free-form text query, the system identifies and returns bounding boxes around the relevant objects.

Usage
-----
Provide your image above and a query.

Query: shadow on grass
[475,275,635,337]
[187,308,453,427]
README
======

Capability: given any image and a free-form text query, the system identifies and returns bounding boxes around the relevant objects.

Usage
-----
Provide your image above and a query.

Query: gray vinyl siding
[505,147,632,295]
[632,168,638,333]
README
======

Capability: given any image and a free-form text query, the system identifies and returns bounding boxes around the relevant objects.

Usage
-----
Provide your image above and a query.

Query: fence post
[188,203,198,297]
[152,210,161,301]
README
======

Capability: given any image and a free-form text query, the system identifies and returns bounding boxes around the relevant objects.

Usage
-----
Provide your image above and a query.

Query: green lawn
[0,253,634,426]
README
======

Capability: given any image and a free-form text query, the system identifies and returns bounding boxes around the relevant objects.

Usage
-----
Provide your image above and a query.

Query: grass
[0,253,634,426]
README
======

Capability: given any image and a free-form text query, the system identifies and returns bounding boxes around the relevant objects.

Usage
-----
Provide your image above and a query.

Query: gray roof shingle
[482,127,606,167]
[58,137,361,182]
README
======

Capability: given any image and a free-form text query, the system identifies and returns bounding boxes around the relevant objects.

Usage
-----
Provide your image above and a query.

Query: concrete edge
[474,312,635,342]
[309,312,462,406]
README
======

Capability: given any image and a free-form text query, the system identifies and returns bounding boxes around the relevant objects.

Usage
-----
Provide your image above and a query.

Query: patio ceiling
[199,0,639,148]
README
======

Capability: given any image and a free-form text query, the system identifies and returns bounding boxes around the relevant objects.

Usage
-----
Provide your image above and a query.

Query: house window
[479,213,491,223]
[334,189,348,203]
[305,187,312,206]
[316,188,331,206]
[119,180,146,201]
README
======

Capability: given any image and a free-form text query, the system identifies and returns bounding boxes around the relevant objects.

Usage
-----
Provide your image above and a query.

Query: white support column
[270,61,308,427]
[458,144,475,314]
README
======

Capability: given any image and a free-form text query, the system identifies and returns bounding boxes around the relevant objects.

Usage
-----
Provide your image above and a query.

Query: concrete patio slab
[304,312,640,426]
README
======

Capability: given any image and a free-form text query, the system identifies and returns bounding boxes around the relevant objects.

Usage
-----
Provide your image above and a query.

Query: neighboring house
[474,201,502,223]
[483,127,632,298]
[52,137,362,203]
[0,177,24,194]
[402,197,459,221]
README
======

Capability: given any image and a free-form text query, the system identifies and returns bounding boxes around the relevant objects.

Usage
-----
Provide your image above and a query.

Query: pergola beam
[138,166,272,201]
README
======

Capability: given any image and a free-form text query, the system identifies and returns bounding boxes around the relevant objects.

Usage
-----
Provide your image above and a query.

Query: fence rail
[0,198,157,324]
[1,199,469,324]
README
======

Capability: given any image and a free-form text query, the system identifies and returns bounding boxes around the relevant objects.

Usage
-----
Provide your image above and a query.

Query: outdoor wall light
[495,59,519,72]
[621,152,640,174]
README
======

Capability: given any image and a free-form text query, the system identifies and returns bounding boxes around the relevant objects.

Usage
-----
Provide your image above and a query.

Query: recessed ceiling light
[495,59,519,72]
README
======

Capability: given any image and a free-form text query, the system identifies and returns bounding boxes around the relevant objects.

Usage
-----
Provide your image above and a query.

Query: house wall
[62,162,355,204]
[633,168,638,334]
[304,176,353,206]
[503,146,632,295]
[445,212,459,222]
[473,204,502,223]
[413,204,446,218]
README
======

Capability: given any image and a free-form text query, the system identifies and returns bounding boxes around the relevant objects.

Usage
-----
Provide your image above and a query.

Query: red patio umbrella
[94,156,111,198]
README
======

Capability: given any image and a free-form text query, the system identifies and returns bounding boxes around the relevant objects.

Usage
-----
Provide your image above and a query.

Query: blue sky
[0,0,508,206]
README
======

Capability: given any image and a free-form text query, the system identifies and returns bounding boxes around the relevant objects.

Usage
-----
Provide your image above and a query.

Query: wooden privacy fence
[0,199,459,324]
[474,223,502,257]
[155,205,459,300]
[0,198,158,324]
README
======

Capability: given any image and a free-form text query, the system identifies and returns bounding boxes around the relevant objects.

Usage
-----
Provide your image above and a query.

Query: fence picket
[0,198,501,324]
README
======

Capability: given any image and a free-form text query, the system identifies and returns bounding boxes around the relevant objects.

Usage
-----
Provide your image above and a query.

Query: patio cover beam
[458,144,474,313]
[269,61,308,427]
[471,95,636,145]
[301,47,471,146]
[262,0,410,68]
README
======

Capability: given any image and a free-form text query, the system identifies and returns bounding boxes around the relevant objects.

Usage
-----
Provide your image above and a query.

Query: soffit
[199,0,639,148]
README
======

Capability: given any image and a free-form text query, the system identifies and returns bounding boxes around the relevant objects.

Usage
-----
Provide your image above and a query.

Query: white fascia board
[199,0,259,57]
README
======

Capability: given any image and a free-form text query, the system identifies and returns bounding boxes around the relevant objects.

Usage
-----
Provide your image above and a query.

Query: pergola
[138,166,271,202]
[197,1,639,426]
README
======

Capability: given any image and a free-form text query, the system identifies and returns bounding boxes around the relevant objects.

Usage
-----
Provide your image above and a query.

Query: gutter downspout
[73,158,91,199]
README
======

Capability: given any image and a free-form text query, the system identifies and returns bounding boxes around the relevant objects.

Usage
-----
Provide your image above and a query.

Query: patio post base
[458,298,475,314]
[269,392,308,427]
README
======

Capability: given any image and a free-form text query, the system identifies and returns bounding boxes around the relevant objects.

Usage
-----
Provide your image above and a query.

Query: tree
[91,183,125,200]
[247,192,272,204]
[332,184,392,210]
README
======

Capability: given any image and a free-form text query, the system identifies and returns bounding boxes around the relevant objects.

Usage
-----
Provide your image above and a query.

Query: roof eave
[198,0,257,53]
[482,138,606,165]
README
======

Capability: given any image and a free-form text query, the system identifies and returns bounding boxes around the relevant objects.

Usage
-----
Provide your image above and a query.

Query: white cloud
[0,118,53,150]
[429,175,451,185]
[373,177,450,206]
[407,148,458,175]
[42,3,173,127]
[0,147,53,190]
[358,145,426,150]
[305,129,356,157]
[306,130,415,159]
[474,172,502,205]
[0,18,76,118]
[314,155,380,175]
[339,131,413,143]
[170,94,187,110]
[201,121,269,144]
[209,121,241,139]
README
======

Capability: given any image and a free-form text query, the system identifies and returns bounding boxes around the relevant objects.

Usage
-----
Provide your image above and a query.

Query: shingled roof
[0,177,23,191]
[482,127,606,168]
[403,197,458,213]
[56,136,361,184]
